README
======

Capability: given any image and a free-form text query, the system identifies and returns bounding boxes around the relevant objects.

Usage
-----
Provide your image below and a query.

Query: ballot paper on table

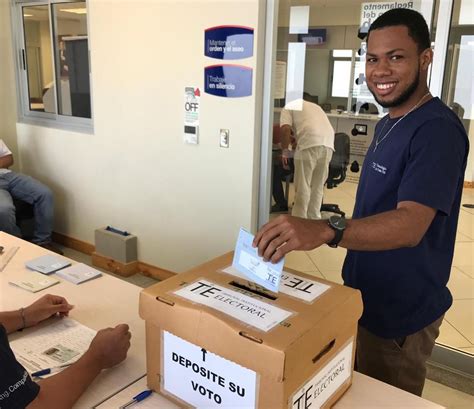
[9,271,60,293]
[232,228,284,292]
[9,318,96,374]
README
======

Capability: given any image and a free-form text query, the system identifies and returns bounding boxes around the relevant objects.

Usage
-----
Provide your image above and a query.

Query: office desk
[0,232,146,408]
[96,373,444,408]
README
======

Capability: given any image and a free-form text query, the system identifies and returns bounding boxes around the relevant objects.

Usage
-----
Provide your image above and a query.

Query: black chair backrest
[331,133,350,168]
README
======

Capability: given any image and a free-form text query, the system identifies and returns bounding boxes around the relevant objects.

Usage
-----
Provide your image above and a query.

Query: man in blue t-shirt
[254,9,468,396]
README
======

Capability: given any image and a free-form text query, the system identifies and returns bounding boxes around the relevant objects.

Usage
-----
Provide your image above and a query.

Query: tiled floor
[278,182,474,354]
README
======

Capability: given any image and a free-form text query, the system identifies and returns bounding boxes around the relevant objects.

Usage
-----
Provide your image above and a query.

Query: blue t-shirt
[342,97,469,339]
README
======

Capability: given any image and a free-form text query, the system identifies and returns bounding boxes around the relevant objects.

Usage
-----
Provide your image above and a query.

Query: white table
[96,373,444,409]
[0,232,146,408]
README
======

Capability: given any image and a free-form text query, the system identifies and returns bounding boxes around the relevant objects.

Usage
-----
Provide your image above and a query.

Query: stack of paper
[55,263,102,284]
[25,254,71,275]
[9,271,59,293]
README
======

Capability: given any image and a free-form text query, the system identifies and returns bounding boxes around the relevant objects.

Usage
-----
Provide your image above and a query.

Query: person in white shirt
[0,139,60,253]
[280,94,335,219]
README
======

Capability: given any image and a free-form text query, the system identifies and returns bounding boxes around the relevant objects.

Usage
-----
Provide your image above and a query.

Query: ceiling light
[23,14,33,17]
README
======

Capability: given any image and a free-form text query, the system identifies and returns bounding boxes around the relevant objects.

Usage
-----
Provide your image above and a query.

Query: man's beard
[369,67,420,108]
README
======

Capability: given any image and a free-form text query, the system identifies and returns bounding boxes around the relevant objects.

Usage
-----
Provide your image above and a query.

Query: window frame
[11,0,93,133]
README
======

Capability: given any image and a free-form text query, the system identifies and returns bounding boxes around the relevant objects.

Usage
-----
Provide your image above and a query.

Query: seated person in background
[0,294,131,409]
[0,139,61,253]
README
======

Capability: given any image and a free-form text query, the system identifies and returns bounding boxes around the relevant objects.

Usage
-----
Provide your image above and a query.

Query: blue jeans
[0,172,54,244]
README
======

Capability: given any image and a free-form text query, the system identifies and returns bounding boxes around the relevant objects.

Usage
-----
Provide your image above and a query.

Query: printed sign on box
[290,340,353,409]
[204,65,253,98]
[163,331,257,408]
[205,25,254,60]
[173,279,292,332]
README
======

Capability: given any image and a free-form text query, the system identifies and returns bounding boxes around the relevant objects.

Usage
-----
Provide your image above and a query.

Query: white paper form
[232,228,284,292]
[9,318,96,373]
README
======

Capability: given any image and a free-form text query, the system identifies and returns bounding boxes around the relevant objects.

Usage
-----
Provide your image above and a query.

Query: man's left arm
[253,202,435,262]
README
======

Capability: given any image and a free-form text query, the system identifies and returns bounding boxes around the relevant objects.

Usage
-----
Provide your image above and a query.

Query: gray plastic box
[94,227,137,264]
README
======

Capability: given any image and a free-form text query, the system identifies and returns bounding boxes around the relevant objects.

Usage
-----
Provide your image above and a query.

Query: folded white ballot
[55,263,102,284]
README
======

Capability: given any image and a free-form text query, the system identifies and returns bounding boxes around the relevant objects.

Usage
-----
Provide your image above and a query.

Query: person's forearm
[0,310,24,334]
[27,351,102,409]
[0,154,13,169]
[340,208,424,251]
[280,126,292,150]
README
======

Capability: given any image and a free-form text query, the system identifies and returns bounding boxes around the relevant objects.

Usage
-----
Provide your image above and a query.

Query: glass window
[331,60,351,98]
[22,4,54,113]
[15,0,92,128]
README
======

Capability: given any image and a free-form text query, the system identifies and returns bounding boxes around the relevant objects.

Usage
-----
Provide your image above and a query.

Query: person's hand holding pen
[23,294,74,328]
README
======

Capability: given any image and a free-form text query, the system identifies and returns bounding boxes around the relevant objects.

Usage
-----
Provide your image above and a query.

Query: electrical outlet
[220,129,230,148]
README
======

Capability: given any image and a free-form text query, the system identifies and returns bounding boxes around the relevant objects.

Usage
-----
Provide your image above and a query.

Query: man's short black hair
[367,8,431,52]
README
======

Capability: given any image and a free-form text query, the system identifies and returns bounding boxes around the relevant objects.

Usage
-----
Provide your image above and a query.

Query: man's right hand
[87,324,131,369]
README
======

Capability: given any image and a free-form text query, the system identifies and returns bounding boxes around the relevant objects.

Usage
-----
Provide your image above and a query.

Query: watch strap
[327,227,343,248]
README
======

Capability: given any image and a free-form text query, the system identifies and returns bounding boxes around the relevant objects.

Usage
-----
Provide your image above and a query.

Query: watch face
[329,215,346,231]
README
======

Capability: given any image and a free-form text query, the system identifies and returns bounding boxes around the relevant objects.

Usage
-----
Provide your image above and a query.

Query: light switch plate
[220,129,230,148]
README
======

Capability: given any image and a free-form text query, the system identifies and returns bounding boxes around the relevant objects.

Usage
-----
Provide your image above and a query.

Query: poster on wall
[359,1,433,36]
[184,87,200,144]
[204,26,254,60]
[204,65,253,98]
[274,61,287,100]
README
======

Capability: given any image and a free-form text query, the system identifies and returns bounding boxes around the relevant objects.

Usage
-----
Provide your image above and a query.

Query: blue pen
[119,390,153,408]
[31,363,72,377]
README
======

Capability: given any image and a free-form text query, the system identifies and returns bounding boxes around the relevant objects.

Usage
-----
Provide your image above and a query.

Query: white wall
[15,0,265,272]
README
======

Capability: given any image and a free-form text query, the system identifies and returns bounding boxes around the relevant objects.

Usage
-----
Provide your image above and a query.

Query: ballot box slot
[228,281,277,301]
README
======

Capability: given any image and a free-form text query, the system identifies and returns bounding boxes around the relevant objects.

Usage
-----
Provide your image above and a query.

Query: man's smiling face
[365,25,430,114]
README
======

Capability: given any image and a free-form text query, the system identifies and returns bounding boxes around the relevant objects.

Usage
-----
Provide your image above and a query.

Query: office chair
[320,133,351,217]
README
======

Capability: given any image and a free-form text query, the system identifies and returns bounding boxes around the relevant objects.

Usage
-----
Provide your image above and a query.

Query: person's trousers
[356,315,444,396]
[292,146,333,219]
[0,172,54,244]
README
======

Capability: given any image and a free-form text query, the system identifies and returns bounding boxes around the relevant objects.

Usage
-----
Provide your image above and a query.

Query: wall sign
[204,25,254,60]
[360,1,431,33]
[184,87,200,144]
[163,331,258,408]
[204,65,252,98]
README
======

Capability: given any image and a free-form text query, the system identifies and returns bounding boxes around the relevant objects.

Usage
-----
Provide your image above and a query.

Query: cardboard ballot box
[139,253,362,409]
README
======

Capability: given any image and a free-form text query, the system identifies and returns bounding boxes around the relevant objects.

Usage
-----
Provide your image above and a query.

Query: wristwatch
[327,215,346,248]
